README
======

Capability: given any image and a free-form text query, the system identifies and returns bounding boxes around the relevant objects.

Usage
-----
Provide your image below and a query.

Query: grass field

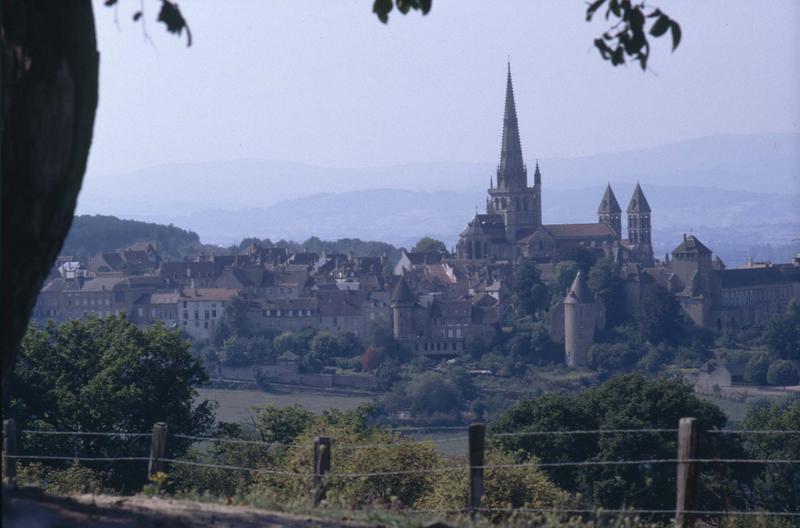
[196,387,373,424]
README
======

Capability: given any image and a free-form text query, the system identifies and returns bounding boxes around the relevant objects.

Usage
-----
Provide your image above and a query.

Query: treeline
[7,316,799,520]
[62,215,224,261]
[232,235,402,262]
[62,215,403,263]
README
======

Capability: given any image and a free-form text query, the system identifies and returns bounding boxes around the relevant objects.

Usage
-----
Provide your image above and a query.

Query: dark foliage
[62,214,220,262]
[8,316,215,491]
[587,0,682,71]
[492,374,746,511]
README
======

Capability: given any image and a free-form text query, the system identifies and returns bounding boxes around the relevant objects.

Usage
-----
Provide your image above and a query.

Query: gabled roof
[178,288,237,302]
[672,234,712,256]
[403,251,444,266]
[626,182,651,213]
[597,183,622,213]
[390,277,415,303]
[521,223,617,242]
[718,267,798,288]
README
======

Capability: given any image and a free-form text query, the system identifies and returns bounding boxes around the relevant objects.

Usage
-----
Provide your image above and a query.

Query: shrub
[766,360,800,388]
[744,354,770,385]
[419,449,567,520]
[249,421,442,509]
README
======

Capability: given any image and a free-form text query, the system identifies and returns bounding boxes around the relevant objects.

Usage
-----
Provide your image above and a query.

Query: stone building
[389,276,501,356]
[177,288,237,340]
[456,64,654,267]
[563,271,604,368]
[656,234,800,330]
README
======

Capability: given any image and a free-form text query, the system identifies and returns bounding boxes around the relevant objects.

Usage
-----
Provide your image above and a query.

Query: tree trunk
[2,0,99,391]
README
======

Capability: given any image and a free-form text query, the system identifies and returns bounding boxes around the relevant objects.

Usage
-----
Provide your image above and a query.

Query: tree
[217,296,250,337]
[411,236,447,254]
[587,256,627,328]
[766,360,800,389]
[587,342,641,373]
[744,354,770,385]
[512,259,550,319]
[253,404,315,445]
[764,301,800,361]
[553,260,580,294]
[362,346,383,372]
[310,332,344,361]
[492,374,743,511]
[557,247,596,274]
[742,396,800,512]
[638,285,683,345]
[8,316,215,491]
[406,371,462,415]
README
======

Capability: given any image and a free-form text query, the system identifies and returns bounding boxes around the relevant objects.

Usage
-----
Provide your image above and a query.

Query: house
[177,288,237,340]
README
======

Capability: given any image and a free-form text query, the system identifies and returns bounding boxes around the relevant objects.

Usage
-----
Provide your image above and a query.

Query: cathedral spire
[497,62,526,190]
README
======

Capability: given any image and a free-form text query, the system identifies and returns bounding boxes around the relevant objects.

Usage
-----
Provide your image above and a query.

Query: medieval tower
[564,270,597,368]
[390,277,416,339]
[486,63,542,242]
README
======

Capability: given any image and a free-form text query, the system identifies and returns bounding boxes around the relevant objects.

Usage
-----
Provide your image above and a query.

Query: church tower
[486,63,541,242]
[626,182,654,265]
[597,183,622,235]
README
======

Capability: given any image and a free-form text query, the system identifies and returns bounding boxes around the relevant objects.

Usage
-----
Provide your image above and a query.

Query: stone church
[456,64,654,267]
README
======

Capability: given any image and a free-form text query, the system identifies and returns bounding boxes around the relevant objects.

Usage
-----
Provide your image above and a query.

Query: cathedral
[456,64,654,267]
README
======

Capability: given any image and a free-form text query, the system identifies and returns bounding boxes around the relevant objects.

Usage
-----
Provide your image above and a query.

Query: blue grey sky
[86,0,799,179]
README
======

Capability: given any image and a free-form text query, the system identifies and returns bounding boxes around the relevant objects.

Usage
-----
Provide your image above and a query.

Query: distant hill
[77,133,800,217]
[60,215,221,261]
[126,184,800,266]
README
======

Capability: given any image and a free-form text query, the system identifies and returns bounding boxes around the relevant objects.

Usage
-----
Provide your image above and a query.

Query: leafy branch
[586,0,681,71]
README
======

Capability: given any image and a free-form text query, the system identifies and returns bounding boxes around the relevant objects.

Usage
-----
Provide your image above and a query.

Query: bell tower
[486,62,541,242]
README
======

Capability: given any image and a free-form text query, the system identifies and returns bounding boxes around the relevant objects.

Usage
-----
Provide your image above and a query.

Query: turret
[564,271,596,368]
[390,277,416,339]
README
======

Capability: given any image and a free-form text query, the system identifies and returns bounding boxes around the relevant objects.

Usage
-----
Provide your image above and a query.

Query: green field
[196,387,373,424]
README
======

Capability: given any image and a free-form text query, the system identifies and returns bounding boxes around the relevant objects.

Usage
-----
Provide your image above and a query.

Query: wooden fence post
[313,436,331,506]
[675,417,699,528]
[3,419,17,487]
[468,422,486,517]
[148,422,168,478]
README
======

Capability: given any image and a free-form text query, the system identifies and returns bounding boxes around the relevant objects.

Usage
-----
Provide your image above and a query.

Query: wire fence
[4,419,799,522]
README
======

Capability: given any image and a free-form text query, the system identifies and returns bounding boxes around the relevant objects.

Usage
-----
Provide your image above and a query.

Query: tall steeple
[496,62,526,190]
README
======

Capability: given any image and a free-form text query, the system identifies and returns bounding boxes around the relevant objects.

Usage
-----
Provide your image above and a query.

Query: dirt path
[3,488,375,528]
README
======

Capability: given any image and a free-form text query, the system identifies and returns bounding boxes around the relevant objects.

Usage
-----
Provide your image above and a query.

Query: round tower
[564,270,596,368]
[390,277,416,339]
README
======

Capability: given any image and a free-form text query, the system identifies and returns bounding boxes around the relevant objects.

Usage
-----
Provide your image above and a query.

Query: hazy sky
[86,0,800,179]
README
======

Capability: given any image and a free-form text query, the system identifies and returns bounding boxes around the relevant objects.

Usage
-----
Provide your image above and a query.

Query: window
[194,311,199,320]
[212,310,217,317]
[204,310,210,320]
[137,307,144,316]
[204,321,208,329]
[184,311,188,319]
[183,301,187,308]
[195,321,199,327]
